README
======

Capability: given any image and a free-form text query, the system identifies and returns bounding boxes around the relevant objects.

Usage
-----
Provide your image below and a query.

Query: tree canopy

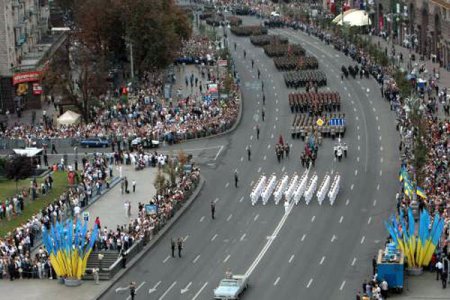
[4,155,35,181]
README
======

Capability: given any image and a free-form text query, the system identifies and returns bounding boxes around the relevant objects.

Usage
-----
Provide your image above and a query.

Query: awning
[331,9,358,24]
[337,10,372,27]
[13,147,43,157]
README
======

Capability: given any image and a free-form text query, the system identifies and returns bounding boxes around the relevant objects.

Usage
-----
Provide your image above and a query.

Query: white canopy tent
[13,147,43,157]
[57,110,81,127]
[331,9,358,24]
[337,10,372,27]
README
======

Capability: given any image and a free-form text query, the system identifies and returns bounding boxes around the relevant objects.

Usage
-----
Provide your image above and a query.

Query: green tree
[5,155,36,192]
[154,169,167,195]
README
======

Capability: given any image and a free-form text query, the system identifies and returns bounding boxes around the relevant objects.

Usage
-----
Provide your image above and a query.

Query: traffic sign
[316,118,324,126]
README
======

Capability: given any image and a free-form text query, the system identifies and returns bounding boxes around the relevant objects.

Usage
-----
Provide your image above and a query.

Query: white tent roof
[337,10,372,27]
[331,9,358,24]
[57,110,81,126]
[13,147,43,157]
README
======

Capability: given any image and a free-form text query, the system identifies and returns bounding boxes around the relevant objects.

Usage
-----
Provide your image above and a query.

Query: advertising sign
[12,71,42,85]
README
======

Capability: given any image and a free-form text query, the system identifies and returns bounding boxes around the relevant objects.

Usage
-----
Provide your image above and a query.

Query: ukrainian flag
[404,179,414,198]
[399,166,408,182]
[416,186,427,199]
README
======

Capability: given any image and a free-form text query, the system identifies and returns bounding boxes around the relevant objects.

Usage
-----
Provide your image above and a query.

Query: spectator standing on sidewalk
[436,260,444,280]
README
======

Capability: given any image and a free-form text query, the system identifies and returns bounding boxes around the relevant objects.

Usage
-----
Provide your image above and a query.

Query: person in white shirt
[436,260,444,280]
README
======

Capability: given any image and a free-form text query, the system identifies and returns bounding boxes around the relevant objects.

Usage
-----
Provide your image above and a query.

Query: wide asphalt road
[100,17,399,300]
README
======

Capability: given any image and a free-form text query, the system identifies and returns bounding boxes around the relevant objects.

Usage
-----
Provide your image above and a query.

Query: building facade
[0,0,50,114]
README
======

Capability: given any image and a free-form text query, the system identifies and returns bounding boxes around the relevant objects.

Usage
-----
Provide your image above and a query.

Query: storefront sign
[12,71,42,85]
[32,83,43,95]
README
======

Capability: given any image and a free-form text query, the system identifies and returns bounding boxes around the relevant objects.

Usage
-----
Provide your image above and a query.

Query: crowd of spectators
[94,165,200,254]
[0,153,113,280]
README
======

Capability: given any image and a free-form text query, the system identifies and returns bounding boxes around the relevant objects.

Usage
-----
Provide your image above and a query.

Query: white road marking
[227,214,233,222]
[225,182,230,188]
[358,135,360,140]
[180,282,192,294]
[214,145,224,160]
[368,217,372,224]
[240,157,244,162]
[357,157,360,162]
[211,234,218,241]
[289,255,295,263]
[379,170,383,176]
[163,255,170,263]
[274,277,280,286]
[191,282,208,300]
[263,155,267,160]
[376,116,379,121]
[159,281,177,300]
[351,257,357,266]
[282,166,285,172]
[319,256,326,265]
[223,254,231,263]
[344,86,347,90]
[350,184,354,190]
[358,145,360,151]
[354,107,357,112]
[377,184,380,190]
[380,146,383,151]
[311,215,316,222]
[345,199,350,206]
[373,107,376,112]
[373,199,377,206]
[360,236,365,244]
[301,234,306,242]
[199,216,205,222]
[354,170,358,176]
[307,278,313,288]
[377,125,380,131]
[379,136,382,141]
[273,125,276,129]
[331,234,337,242]
[148,281,161,294]
[239,196,244,203]
[250,135,253,140]
[380,157,384,163]
[340,280,346,291]
[357,126,360,130]
[271,134,274,139]
[257,167,262,173]
[193,255,200,264]
[214,197,219,203]
[254,214,259,221]
[240,233,247,241]
[275,117,278,121]
[356,116,359,121]
[183,235,189,242]
[268,144,271,149]
[339,216,344,223]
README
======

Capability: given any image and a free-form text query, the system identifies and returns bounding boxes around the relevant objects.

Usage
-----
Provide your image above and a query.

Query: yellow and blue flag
[416,186,427,199]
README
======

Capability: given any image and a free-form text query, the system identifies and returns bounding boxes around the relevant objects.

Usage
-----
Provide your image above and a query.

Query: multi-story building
[325,0,450,68]
[0,0,58,115]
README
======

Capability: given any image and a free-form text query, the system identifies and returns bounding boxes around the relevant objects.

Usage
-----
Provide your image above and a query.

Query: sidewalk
[393,271,450,299]
[0,165,157,300]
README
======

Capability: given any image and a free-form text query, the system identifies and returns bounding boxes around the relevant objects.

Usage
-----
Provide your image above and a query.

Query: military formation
[274,56,318,71]
[341,64,370,79]
[291,113,346,140]
[284,70,327,88]
[250,34,288,47]
[288,92,341,114]
[263,43,305,57]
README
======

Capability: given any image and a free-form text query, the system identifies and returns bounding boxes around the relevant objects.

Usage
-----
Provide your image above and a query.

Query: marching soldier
[177,237,183,257]
[211,201,215,220]
[234,170,239,188]
[256,124,260,140]
[284,144,290,158]
[171,239,176,257]
[257,69,261,79]
[243,49,246,59]
[251,59,254,68]
[247,146,251,161]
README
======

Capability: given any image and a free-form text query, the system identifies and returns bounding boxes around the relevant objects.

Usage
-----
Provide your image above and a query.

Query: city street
[99,16,399,300]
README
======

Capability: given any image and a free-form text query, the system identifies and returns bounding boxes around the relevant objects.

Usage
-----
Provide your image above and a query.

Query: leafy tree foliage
[4,155,35,181]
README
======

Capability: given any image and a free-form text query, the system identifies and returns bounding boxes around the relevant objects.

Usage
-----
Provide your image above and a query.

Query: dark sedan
[80,137,110,148]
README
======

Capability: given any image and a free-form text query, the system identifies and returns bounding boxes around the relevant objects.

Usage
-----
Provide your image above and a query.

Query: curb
[94,176,206,300]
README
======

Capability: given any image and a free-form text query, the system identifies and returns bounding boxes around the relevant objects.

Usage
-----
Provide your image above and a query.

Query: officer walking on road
[234,170,239,188]
[257,69,261,79]
[171,239,176,257]
[177,237,183,257]
[234,42,236,51]
[247,146,251,161]
[251,59,254,68]
[262,93,265,105]
[256,124,260,140]
[261,108,265,122]
[129,282,136,300]
[211,201,215,219]
[243,49,246,59]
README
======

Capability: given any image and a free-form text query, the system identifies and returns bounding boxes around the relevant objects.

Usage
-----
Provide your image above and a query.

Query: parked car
[214,274,248,299]
[80,137,110,148]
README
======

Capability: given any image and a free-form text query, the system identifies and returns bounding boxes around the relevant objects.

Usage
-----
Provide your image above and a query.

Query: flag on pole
[416,186,427,199]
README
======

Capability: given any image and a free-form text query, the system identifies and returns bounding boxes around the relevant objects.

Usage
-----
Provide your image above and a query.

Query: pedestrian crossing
[249,169,341,206]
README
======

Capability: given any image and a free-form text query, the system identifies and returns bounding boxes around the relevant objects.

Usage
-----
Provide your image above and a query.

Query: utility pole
[130,42,134,80]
